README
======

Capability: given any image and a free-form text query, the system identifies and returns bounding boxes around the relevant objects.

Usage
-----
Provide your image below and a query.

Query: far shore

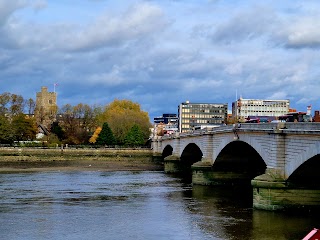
[0,147,164,172]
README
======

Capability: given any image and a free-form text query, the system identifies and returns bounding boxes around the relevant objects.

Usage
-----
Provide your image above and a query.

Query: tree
[50,121,65,141]
[89,127,102,144]
[124,124,145,146]
[0,92,10,116]
[0,92,25,117]
[98,99,152,145]
[59,103,100,144]
[96,122,116,145]
[11,113,37,141]
[25,98,36,115]
[10,94,24,116]
[0,115,13,143]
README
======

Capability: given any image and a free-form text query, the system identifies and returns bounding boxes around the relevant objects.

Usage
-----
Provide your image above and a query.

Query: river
[0,170,319,240]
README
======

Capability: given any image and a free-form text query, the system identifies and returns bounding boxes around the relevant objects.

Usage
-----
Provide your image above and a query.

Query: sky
[1,0,320,120]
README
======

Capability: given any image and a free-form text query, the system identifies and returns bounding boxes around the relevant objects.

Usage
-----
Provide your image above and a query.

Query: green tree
[50,121,65,141]
[0,115,13,143]
[98,99,151,145]
[124,124,145,146]
[11,114,37,141]
[96,122,116,145]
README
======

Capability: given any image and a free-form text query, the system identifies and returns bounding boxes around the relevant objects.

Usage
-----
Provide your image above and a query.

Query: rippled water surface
[0,170,319,240]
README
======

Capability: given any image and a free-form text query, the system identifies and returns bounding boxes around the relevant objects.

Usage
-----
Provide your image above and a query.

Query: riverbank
[0,147,164,172]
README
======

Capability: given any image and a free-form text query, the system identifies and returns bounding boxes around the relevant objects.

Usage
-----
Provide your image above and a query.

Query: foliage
[25,98,36,115]
[96,122,116,145]
[124,124,145,146]
[0,91,153,146]
[50,121,65,141]
[47,133,61,145]
[98,99,152,145]
[0,115,13,143]
[89,127,102,144]
[58,103,101,144]
[11,114,37,141]
[0,92,25,117]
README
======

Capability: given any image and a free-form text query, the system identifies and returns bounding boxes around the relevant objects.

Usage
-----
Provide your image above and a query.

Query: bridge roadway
[152,122,320,211]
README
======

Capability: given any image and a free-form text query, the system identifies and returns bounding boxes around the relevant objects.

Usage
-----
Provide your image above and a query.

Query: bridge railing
[157,123,320,140]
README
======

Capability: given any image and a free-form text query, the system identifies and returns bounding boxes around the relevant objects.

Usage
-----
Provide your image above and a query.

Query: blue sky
[1,0,320,120]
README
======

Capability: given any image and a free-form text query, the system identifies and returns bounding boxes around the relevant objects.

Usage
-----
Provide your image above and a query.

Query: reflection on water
[0,171,319,240]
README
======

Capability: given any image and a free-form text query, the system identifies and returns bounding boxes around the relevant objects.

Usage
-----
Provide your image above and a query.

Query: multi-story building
[232,97,290,122]
[178,101,228,133]
[154,113,178,125]
[153,114,179,136]
[34,86,58,128]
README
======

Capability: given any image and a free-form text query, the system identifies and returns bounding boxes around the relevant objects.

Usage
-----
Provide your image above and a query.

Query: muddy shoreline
[0,148,164,172]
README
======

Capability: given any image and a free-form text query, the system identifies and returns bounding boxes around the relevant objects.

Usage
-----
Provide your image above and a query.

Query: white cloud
[2,2,167,52]
[88,66,125,86]
[60,2,167,51]
[0,0,27,26]
[267,92,288,100]
[31,0,47,12]
[285,16,320,48]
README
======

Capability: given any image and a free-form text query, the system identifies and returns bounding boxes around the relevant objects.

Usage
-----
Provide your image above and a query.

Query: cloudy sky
[1,0,320,120]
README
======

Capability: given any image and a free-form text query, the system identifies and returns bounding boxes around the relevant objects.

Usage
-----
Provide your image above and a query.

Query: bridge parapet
[159,123,320,140]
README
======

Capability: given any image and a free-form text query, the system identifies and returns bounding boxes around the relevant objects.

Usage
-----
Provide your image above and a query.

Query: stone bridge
[152,122,320,211]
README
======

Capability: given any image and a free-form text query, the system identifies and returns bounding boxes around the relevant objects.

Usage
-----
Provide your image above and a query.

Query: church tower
[34,86,57,128]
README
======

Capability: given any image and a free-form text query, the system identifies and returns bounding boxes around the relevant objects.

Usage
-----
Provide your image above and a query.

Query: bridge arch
[287,154,320,188]
[162,144,173,159]
[286,141,320,178]
[213,135,269,167]
[214,140,267,179]
[180,143,203,170]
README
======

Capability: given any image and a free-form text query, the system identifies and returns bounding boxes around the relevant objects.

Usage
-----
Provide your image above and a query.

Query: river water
[0,170,319,240]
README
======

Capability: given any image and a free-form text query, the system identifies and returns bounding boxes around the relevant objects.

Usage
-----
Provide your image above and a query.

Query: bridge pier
[164,155,181,173]
[252,169,320,211]
[191,160,253,186]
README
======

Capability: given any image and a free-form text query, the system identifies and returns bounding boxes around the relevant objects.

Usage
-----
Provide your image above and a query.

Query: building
[232,97,290,122]
[178,101,228,133]
[153,114,179,136]
[34,86,58,128]
[314,111,320,122]
[154,113,178,125]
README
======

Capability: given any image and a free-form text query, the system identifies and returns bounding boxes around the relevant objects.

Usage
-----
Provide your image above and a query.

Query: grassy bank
[0,147,164,172]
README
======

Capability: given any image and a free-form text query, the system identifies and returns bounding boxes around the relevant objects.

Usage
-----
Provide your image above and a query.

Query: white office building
[232,98,290,122]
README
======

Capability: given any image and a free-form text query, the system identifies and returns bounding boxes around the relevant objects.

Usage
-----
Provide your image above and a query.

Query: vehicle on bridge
[278,112,312,122]
[244,117,271,123]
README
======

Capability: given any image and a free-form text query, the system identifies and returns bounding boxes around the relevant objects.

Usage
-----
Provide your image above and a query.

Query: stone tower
[35,86,57,128]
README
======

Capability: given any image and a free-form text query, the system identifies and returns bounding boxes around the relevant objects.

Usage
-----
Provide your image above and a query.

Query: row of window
[238,110,288,114]
[181,109,225,113]
[241,104,288,107]
[239,107,288,111]
[182,104,226,108]
[182,119,223,124]
[181,114,225,118]
[181,121,222,129]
